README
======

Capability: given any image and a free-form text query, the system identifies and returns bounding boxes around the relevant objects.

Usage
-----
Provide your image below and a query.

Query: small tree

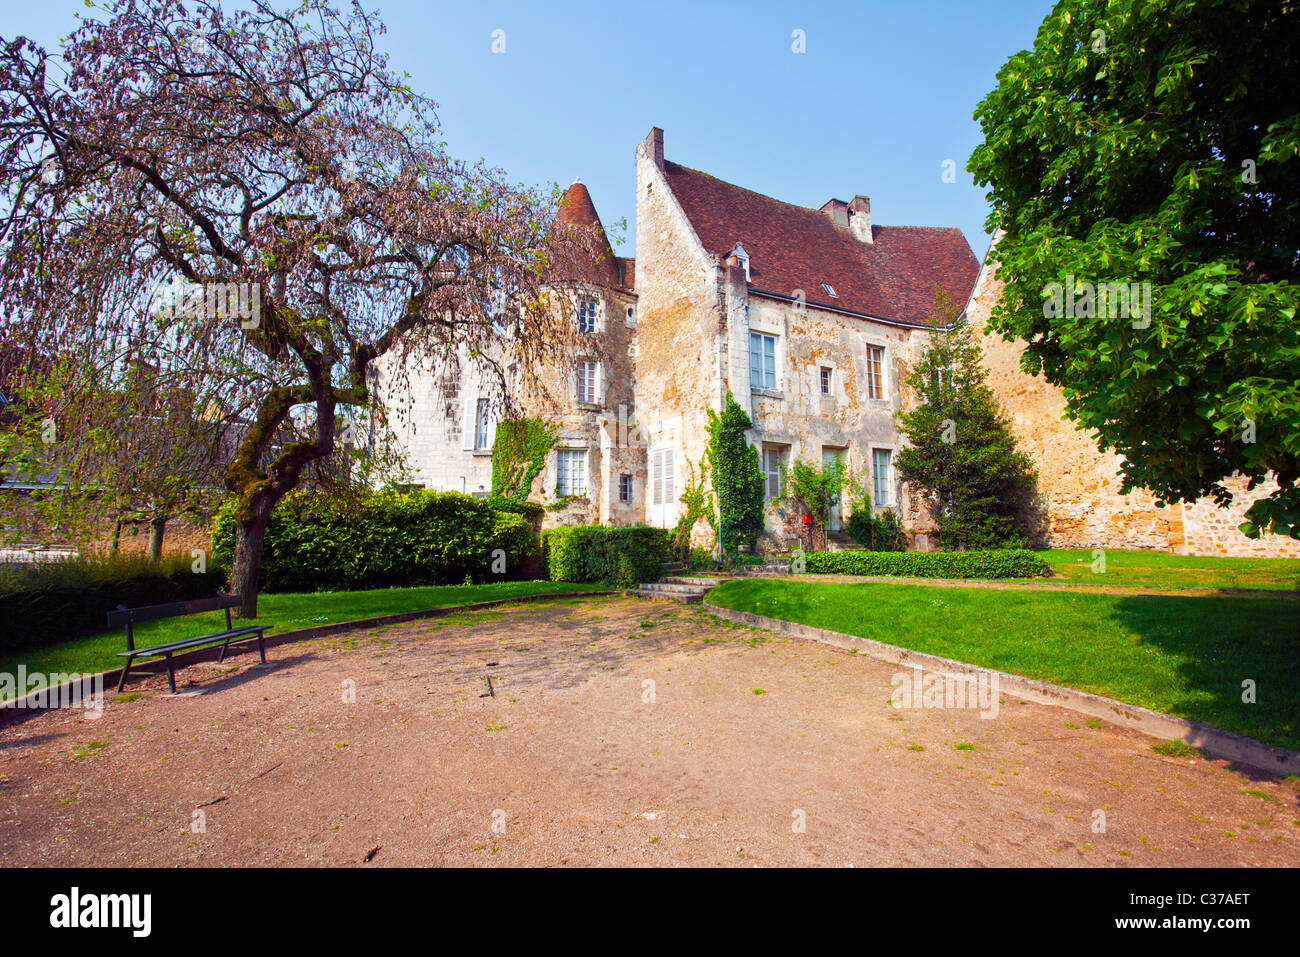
[896,316,1039,550]
[783,457,847,552]
[706,391,764,560]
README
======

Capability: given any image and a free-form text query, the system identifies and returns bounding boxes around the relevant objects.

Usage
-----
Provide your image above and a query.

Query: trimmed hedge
[211,489,540,592]
[542,525,669,586]
[804,549,1052,580]
[0,552,226,654]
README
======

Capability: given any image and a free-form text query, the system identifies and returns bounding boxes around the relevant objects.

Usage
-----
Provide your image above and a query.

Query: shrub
[210,489,540,592]
[542,525,669,586]
[804,549,1051,579]
[846,508,908,551]
[0,551,226,654]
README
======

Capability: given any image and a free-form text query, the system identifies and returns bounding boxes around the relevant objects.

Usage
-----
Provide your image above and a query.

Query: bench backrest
[108,595,244,650]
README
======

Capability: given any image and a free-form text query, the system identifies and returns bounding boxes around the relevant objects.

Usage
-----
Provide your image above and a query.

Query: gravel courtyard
[1,595,1296,867]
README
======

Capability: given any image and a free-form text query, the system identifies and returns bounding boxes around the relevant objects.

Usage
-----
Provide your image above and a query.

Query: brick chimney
[645,127,664,170]
[848,195,872,243]
[820,198,849,228]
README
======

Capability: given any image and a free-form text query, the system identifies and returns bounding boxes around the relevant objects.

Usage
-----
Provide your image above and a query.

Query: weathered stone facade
[966,251,1300,557]
[382,128,1298,559]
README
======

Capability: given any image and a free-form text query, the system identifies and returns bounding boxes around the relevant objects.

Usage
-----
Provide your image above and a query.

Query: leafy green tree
[895,322,1039,549]
[706,391,765,559]
[783,457,847,551]
[968,0,1300,539]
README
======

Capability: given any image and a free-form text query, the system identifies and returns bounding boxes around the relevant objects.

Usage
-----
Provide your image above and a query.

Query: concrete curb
[703,599,1300,776]
[0,589,617,725]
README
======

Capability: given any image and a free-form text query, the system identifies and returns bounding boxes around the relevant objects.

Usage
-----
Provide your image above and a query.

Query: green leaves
[968,0,1300,539]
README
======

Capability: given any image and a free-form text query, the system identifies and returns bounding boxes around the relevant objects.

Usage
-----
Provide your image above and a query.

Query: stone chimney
[848,195,873,243]
[645,127,664,170]
[820,198,849,228]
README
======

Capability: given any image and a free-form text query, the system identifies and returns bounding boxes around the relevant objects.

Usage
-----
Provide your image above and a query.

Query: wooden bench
[109,595,269,694]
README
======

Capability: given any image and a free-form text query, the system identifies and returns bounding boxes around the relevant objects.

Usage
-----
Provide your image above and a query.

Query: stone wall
[965,258,1300,557]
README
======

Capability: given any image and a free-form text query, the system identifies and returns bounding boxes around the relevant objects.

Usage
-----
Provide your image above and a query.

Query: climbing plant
[706,391,765,559]
[782,456,847,550]
[491,418,558,501]
[673,455,718,559]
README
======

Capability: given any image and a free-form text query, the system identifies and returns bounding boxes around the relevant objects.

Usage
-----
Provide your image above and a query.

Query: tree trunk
[230,508,271,619]
[147,515,166,562]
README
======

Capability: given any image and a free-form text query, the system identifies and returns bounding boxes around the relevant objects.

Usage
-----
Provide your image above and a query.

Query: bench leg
[117,657,132,693]
[217,636,232,664]
[257,631,267,664]
[165,653,177,694]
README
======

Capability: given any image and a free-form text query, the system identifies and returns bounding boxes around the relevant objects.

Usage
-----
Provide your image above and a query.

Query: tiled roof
[661,161,979,326]
[550,181,623,289]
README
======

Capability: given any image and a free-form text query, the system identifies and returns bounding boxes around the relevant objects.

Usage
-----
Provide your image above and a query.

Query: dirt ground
[1,596,1297,867]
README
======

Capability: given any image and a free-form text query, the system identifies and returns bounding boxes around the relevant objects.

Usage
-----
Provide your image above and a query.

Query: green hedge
[804,549,1051,579]
[211,489,540,592]
[542,525,669,586]
[0,552,226,654]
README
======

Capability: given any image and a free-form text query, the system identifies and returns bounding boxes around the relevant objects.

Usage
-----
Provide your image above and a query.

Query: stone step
[631,584,704,604]
[640,582,710,595]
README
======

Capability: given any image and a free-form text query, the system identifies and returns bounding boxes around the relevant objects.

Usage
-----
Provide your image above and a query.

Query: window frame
[576,359,599,405]
[577,299,599,333]
[749,331,778,392]
[865,344,885,401]
[556,448,587,498]
[872,447,892,507]
[762,444,788,500]
[619,473,633,503]
[819,366,833,395]
[474,398,491,450]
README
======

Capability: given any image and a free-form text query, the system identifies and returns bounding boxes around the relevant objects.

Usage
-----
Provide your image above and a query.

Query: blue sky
[5,0,1056,258]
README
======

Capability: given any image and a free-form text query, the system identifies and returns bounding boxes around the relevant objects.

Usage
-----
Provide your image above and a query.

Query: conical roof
[549,180,622,288]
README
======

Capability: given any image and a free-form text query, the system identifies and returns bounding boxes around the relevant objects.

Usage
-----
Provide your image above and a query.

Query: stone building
[965,246,1300,557]
[376,127,1298,558]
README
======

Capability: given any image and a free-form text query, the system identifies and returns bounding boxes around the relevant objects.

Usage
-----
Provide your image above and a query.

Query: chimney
[820,198,849,228]
[848,195,873,243]
[645,127,664,169]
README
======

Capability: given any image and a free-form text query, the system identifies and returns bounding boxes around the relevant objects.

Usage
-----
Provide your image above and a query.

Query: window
[749,332,777,391]
[474,398,491,450]
[762,445,787,499]
[577,300,598,333]
[820,366,832,395]
[557,449,587,497]
[576,360,599,404]
[873,448,891,507]
[821,282,838,299]
[619,473,633,503]
[865,345,884,400]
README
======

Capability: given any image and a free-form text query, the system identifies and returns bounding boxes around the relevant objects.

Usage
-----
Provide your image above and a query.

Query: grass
[1038,549,1300,591]
[706,578,1300,751]
[0,580,603,699]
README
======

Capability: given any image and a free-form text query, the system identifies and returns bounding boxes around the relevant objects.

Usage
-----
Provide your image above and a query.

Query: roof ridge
[664,160,828,217]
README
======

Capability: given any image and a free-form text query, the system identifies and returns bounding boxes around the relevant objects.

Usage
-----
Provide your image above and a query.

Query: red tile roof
[550,181,625,290]
[661,161,978,326]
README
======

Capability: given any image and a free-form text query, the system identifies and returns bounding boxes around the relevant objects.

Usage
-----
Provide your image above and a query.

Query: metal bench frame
[109,594,269,694]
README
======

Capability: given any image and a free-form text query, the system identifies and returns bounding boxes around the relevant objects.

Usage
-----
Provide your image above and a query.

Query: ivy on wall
[706,391,765,559]
[491,418,558,502]
[673,455,717,557]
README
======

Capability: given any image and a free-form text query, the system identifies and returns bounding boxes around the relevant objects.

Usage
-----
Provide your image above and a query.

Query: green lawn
[706,578,1300,751]
[0,580,603,698]
[1038,548,1300,591]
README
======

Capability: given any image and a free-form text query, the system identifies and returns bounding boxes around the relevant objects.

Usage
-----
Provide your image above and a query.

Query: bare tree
[0,0,597,614]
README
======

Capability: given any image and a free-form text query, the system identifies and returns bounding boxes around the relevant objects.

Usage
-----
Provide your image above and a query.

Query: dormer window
[821,282,838,299]
[729,243,751,282]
